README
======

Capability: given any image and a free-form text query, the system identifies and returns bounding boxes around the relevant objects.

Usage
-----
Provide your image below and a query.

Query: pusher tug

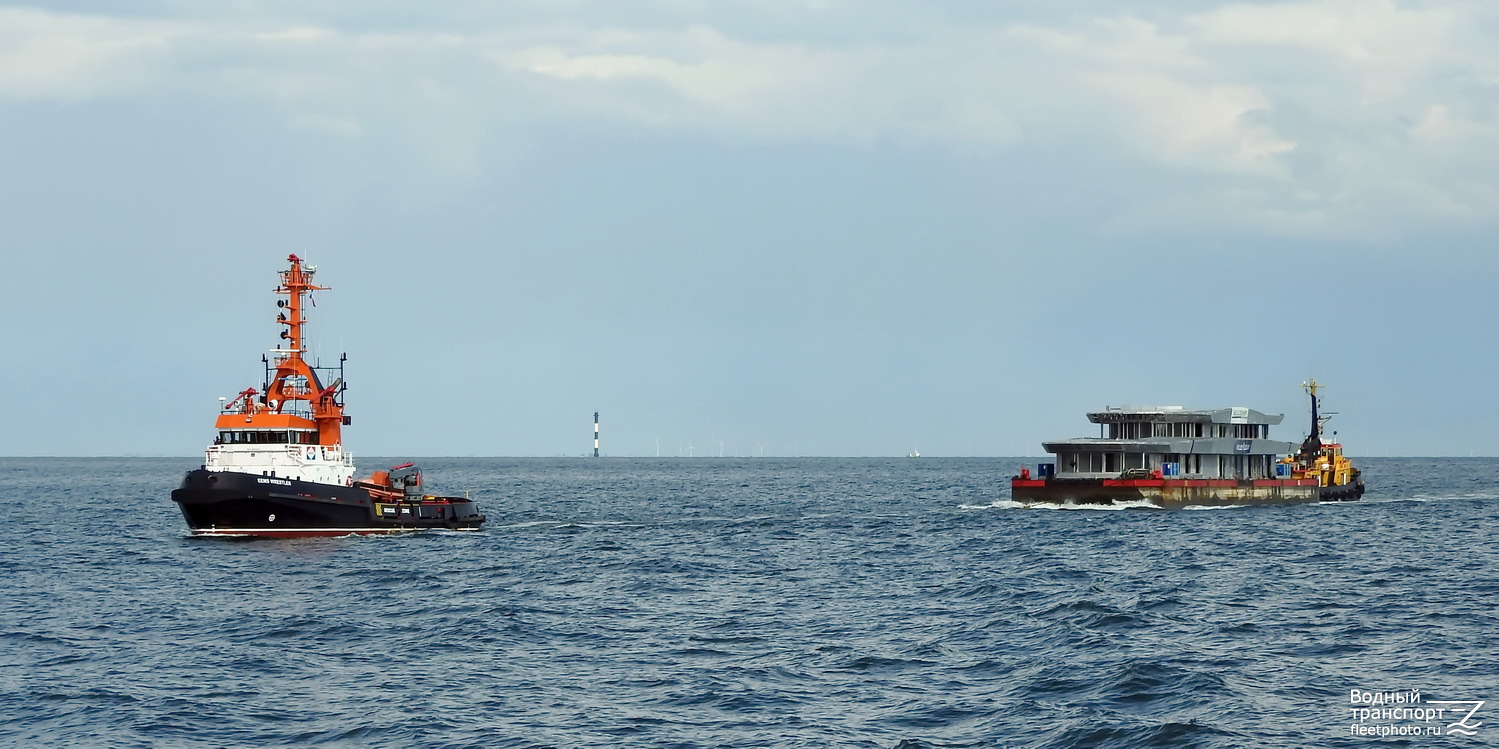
[1279,379,1365,502]
[171,255,485,538]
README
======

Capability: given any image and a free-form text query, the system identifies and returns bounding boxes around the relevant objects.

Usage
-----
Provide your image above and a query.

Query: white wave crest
[961,498,1165,511]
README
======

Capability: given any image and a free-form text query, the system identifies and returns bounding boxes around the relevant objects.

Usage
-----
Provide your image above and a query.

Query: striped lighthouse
[593,412,600,457]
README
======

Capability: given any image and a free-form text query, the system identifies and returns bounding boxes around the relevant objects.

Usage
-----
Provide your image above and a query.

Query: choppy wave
[0,456,1495,748]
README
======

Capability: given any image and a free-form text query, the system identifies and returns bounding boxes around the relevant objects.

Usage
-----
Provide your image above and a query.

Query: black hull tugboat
[1011,381,1364,508]
[171,255,485,538]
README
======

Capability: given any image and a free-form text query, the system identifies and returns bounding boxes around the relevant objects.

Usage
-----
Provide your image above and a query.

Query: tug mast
[217,254,346,446]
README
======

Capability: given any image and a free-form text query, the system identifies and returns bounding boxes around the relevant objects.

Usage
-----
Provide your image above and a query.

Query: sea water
[1,457,1494,748]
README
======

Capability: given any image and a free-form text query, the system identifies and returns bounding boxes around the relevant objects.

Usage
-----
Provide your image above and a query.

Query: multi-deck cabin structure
[204,256,356,487]
[1043,406,1291,482]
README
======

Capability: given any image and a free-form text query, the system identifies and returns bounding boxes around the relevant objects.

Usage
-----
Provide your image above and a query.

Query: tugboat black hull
[171,470,485,538]
[1318,479,1366,502]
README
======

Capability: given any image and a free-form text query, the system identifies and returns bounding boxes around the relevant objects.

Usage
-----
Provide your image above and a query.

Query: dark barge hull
[1011,477,1365,508]
[171,470,485,538]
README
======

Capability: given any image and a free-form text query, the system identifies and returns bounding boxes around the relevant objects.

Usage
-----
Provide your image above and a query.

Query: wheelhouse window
[216,430,317,445]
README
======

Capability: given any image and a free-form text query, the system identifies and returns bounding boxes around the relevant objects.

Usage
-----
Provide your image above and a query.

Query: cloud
[3,1,1499,237]
[489,25,1025,147]
[0,7,192,99]
[996,1,1499,237]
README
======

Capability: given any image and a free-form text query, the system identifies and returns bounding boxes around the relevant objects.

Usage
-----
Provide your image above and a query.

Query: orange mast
[215,255,347,445]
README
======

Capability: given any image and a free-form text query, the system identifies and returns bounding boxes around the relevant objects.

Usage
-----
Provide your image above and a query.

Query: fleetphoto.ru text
[1349,689,1484,738]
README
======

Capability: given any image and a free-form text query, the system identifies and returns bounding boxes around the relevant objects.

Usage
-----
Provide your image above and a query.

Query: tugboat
[1278,379,1365,501]
[1010,382,1364,508]
[171,255,485,537]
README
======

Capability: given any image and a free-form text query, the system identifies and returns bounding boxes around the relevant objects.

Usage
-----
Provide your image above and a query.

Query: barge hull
[1011,478,1326,508]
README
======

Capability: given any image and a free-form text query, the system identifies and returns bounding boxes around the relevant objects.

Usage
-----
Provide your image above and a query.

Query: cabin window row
[216,430,317,445]
[1059,452,1279,480]
[1106,422,1267,439]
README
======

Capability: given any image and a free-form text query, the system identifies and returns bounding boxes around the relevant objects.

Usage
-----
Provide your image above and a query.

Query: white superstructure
[205,432,355,485]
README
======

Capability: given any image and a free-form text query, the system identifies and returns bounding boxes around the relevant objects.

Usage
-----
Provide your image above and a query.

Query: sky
[2,0,1498,457]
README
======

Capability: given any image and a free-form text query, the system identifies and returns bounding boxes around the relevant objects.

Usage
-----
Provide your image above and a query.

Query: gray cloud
[6,2,1498,238]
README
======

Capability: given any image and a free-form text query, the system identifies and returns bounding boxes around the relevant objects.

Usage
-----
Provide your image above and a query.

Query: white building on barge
[1041,405,1294,480]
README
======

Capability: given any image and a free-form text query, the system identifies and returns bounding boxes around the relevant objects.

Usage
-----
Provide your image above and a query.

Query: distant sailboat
[907,448,921,458]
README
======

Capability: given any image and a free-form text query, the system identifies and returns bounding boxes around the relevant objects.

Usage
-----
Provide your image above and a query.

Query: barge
[171,255,485,537]
[1011,381,1364,508]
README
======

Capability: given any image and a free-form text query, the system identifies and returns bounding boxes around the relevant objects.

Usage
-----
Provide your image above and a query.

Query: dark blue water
[1,457,1495,748]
